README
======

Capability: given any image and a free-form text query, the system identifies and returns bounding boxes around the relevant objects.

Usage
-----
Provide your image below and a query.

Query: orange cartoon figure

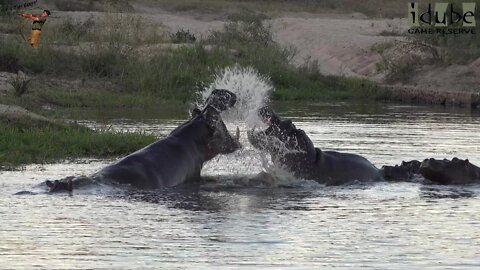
[19,9,50,48]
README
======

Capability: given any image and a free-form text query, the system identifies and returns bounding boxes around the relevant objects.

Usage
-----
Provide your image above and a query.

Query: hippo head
[382,159,422,181]
[381,164,412,181]
[203,110,241,160]
[258,106,282,126]
[258,106,298,142]
[419,157,480,184]
[257,106,309,153]
[46,178,73,193]
[199,89,241,160]
[247,106,317,167]
[401,160,421,174]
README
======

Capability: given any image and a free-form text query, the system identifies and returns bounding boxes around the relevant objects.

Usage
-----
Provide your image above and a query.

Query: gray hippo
[26,89,241,193]
[419,157,480,185]
[247,106,382,185]
[380,160,421,182]
[247,107,480,186]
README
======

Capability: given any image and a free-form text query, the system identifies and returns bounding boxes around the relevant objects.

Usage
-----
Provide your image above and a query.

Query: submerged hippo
[28,89,241,193]
[248,106,382,185]
[419,157,480,185]
[380,160,421,182]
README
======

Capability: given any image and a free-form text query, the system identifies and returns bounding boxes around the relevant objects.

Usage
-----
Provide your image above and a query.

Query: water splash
[200,65,273,127]
[198,65,313,188]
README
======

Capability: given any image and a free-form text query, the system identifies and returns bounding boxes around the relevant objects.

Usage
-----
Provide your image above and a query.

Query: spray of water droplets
[199,65,273,127]
[198,65,318,188]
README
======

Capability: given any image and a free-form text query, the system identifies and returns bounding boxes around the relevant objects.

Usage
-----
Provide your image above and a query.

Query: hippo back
[95,115,213,189]
[311,150,382,185]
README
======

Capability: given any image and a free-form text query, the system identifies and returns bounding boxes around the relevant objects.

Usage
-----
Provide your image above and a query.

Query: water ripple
[1,103,480,269]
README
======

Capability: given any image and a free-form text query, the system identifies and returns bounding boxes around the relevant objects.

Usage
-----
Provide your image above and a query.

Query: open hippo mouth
[202,89,241,157]
[204,89,237,112]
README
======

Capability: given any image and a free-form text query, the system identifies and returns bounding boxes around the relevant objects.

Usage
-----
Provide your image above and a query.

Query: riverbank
[0,104,156,169]
[382,85,480,108]
[0,6,387,108]
[1,1,478,108]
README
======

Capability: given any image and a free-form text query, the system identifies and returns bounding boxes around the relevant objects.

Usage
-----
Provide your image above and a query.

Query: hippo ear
[464,159,470,165]
[191,108,201,118]
[46,180,54,188]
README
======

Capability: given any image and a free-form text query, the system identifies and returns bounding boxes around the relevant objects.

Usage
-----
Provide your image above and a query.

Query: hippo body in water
[419,157,480,185]
[382,158,480,185]
[248,107,382,185]
[303,149,383,185]
[21,90,241,193]
[95,105,240,189]
[247,107,480,186]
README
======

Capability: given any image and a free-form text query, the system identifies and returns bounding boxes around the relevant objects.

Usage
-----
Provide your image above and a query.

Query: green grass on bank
[0,121,156,169]
[272,75,387,101]
[0,89,175,116]
[36,88,170,108]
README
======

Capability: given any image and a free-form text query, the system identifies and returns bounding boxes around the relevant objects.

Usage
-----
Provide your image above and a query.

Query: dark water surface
[1,102,479,269]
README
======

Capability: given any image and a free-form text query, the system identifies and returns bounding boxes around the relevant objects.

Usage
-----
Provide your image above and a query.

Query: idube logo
[408,2,477,34]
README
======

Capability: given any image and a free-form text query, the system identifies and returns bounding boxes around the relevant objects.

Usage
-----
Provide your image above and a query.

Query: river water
[1,102,480,269]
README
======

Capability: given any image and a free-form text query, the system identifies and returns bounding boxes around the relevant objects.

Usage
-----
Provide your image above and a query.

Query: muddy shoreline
[383,85,480,108]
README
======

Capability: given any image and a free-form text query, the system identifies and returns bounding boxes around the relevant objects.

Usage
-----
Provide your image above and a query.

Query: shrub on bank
[170,29,197,43]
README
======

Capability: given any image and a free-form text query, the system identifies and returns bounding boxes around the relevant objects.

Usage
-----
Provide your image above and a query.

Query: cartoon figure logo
[19,9,50,48]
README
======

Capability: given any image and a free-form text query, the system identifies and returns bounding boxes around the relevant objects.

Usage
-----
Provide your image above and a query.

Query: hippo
[46,179,73,192]
[248,106,382,185]
[419,157,480,185]
[380,160,421,182]
[25,89,241,193]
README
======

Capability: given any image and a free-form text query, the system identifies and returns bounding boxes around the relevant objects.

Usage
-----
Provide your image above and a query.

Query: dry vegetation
[0,8,383,108]
[411,0,480,64]
[136,0,429,18]
[370,0,480,84]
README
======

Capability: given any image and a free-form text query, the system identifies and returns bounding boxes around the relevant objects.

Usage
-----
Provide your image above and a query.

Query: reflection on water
[1,102,480,269]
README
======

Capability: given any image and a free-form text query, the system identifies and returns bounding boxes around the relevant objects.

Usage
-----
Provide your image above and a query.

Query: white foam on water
[200,65,273,127]
[257,152,322,188]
